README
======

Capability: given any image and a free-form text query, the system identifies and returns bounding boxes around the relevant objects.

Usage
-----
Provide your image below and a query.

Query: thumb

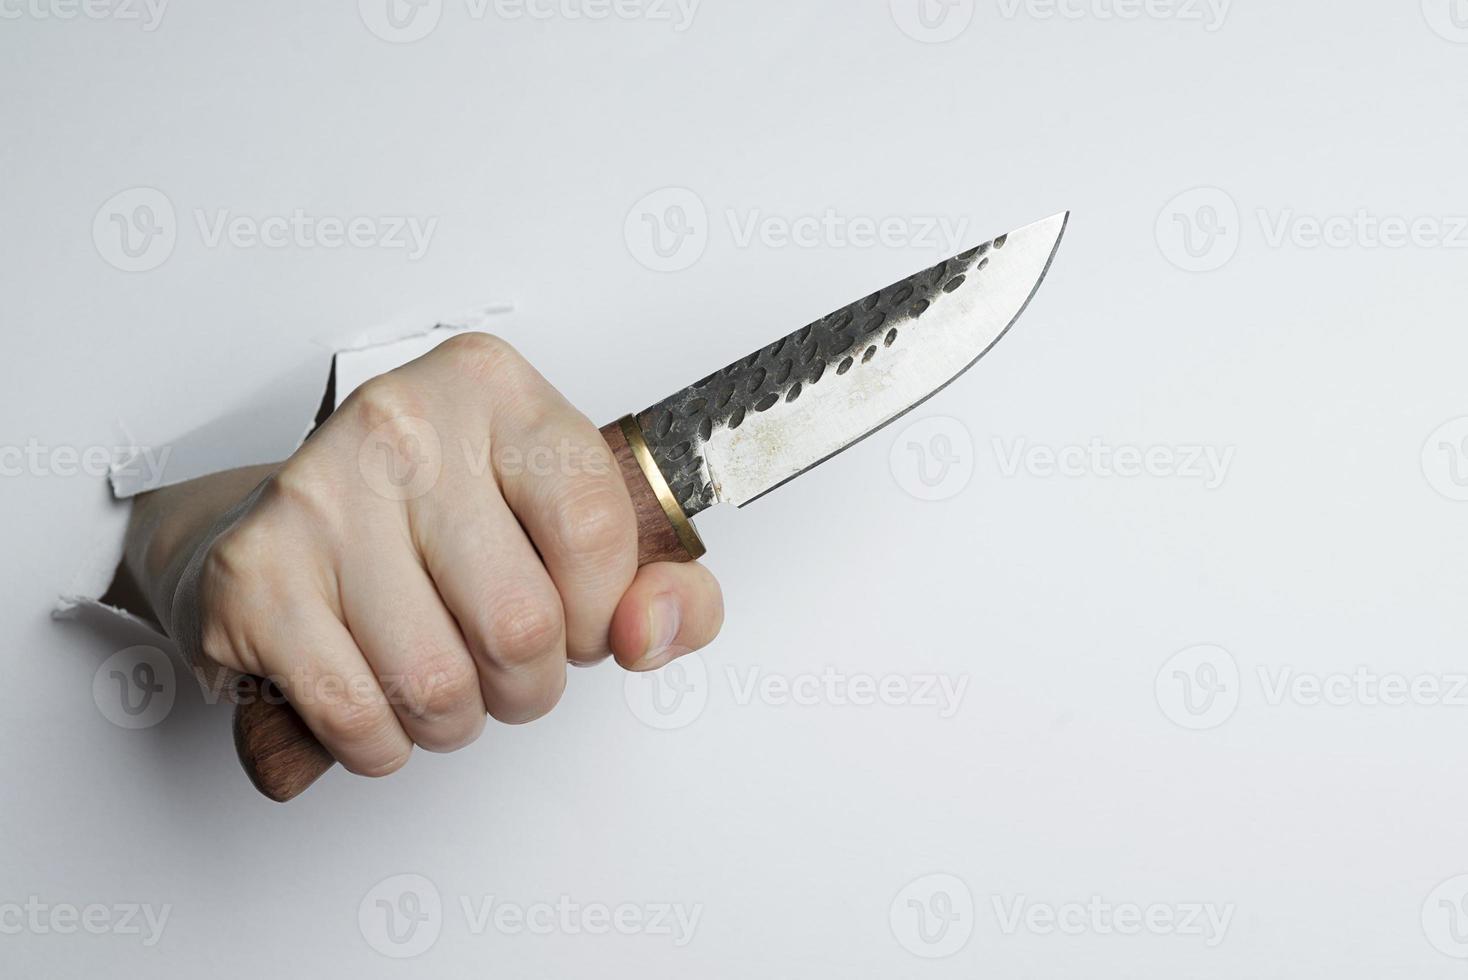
[609,561,724,672]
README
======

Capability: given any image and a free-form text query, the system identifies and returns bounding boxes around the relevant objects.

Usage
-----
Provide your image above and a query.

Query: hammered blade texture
[637,233,1014,517]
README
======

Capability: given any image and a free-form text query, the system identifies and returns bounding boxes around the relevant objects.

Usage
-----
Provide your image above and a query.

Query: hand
[126,333,724,777]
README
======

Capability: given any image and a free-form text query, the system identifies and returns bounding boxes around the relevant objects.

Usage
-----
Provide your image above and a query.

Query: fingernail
[640,595,682,668]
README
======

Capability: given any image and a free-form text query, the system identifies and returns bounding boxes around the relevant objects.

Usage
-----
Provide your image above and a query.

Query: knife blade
[234,211,1069,801]
[637,211,1069,516]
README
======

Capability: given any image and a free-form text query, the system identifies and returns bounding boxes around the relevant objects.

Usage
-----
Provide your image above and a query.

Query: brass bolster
[617,415,706,560]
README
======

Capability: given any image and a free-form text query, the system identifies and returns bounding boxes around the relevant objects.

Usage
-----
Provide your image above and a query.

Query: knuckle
[348,747,412,779]
[315,694,393,751]
[549,482,635,560]
[199,522,275,607]
[196,615,244,673]
[349,374,425,430]
[440,331,510,359]
[482,593,563,669]
[205,522,270,579]
[401,655,482,723]
[411,712,484,754]
[413,731,480,756]
[439,333,526,386]
[193,528,282,676]
[489,677,566,726]
[262,461,337,528]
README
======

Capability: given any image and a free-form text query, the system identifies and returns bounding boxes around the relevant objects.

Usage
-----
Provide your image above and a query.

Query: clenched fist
[124,333,724,778]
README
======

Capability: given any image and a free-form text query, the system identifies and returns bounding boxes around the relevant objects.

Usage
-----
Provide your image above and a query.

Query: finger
[337,538,486,754]
[253,603,414,778]
[492,398,638,665]
[392,332,636,665]
[609,561,725,672]
[412,482,569,725]
[404,334,635,664]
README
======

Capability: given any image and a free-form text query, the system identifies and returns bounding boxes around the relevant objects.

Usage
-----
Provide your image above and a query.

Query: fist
[173,333,723,777]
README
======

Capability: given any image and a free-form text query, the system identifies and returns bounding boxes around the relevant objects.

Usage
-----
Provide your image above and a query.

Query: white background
[5,1,1468,976]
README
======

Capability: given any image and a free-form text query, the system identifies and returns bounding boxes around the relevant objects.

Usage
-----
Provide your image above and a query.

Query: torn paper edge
[54,304,514,625]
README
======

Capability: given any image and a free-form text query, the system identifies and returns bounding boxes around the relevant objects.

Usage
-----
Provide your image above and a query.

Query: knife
[235,211,1069,801]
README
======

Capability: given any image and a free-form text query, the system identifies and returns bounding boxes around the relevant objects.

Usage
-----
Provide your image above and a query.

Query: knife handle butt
[233,416,704,803]
[234,682,335,802]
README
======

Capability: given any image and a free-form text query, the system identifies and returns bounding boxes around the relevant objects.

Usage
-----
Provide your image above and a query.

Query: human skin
[121,333,724,777]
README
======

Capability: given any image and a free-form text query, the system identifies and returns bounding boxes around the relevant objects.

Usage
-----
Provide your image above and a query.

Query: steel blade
[637,211,1068,516]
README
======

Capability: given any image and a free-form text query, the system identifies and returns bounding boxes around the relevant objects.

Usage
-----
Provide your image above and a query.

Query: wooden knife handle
[233,417,703,802]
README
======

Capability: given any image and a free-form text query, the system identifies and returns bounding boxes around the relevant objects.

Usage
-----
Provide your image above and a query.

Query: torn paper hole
[56,305,514,629]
